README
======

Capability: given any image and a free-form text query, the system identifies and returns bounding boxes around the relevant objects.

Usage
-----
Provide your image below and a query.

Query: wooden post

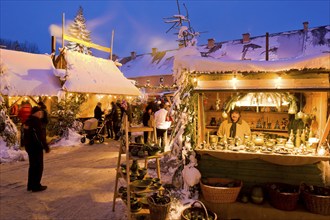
[110,29,114,60]
[51,36,56,54]
[319,115,330,147]
[266,32,269,61]
[62,13,65,49]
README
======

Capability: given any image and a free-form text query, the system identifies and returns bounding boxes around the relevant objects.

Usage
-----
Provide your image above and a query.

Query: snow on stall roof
[0,49,61,96]
[174,46,330,73]
[121,26,330,78]
[120,50,176,78]
[62,50,141,96]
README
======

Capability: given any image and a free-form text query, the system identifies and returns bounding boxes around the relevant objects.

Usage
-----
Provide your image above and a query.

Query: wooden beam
[319,114,330,147]
[63,34,111,53]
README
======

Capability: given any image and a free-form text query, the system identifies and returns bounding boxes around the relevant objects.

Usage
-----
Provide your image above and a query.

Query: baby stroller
[80,118,105,145]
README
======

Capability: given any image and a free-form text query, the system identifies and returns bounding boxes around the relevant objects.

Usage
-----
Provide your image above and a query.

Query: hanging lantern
[288,101,298,114]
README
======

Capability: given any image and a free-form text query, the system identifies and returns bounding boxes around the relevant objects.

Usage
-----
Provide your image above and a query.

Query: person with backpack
[18,100,32,147]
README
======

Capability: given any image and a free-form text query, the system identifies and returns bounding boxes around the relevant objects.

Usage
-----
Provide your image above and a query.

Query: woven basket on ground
[200,177,242,203]
[301,184,330,216]
[147,195,171,220]
[181,200,217,220]
[267,182,300,211]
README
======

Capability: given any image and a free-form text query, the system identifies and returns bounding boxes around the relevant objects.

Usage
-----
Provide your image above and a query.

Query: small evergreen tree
[47,93,87,138]
[0,95,19,149]
[66,6,93,55]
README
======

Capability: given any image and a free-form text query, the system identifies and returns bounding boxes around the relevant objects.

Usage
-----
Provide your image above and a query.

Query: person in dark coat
[38,101,49,142]
[24,106,50,192]
[94,102,104,122]
[105,102,115,139]
[111,100,123,140]
[142,105,153,144]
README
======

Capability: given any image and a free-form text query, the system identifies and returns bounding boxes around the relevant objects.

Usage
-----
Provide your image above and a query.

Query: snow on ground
[1,129,197,219]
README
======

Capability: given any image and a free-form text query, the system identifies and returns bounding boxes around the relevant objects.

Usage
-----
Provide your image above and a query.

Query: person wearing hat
[23,106,50,192]
[217,106,251,142]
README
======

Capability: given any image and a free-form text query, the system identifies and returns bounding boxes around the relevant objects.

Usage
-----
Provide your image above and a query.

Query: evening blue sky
[1,0,329,58]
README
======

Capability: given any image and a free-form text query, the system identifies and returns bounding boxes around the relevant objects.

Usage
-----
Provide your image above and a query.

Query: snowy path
[0,140,128,220]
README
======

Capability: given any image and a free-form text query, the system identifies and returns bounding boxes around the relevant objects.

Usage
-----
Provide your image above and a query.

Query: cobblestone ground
[0,139,129,220]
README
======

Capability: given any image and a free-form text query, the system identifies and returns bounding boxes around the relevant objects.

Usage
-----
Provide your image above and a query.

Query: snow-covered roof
[174,47,330,91]
[58,50,141,96]
[174,47,330,73]
[200,25,330,61]
[120,50,176,78]
[120,25,330,78]
[0,49,61,96]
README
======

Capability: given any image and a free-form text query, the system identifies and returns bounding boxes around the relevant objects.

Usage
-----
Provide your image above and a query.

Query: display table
[196,149,330,166]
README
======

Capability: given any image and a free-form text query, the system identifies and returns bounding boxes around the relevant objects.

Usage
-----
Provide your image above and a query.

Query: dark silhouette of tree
[0,38,40,53]
[163,0,200,47]
[66,6,93,55]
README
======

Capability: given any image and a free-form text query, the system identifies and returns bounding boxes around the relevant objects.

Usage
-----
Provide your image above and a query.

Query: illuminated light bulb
[231,75,237,89]
[267,96,272,103]
[317,147,326,156]
[275,76,282,89]
[297,111,304,119]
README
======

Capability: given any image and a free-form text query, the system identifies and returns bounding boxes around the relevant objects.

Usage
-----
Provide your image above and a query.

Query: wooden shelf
[112,113,163,220]
[251,128,287,133]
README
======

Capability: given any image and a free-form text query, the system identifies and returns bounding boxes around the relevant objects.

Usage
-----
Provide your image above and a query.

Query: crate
[200,177,242,203]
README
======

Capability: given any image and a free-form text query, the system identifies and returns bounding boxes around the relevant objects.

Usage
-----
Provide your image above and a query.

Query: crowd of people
[7,97,172,193]
[93,99,173,151]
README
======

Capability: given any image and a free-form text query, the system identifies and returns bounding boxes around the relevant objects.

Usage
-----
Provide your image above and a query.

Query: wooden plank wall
[197,154,324,193]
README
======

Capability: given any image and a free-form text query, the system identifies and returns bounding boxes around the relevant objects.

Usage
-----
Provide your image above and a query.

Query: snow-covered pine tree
[163,0,201,199]
[66,6,93,55]
[0,95,19,149]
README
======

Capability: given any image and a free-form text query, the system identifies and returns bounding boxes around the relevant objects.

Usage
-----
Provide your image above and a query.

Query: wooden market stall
[0,48,62,118]
[174,47,330,219]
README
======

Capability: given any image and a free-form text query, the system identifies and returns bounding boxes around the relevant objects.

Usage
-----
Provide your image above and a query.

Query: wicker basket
[301,184,330,216]
[181,200,217,220]
[200,177,242,203]
[267,182,300,211]
[147,195,171,220]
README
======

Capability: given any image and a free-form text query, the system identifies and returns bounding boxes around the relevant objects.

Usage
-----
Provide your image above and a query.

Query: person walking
[23,106,50,192]
[154,103,171,152]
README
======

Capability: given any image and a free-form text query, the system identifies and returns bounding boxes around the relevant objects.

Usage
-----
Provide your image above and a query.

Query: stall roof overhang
[194,74,330,92]
[175,49,330,92]
[58,50,141,96]
[0,49,62,96]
